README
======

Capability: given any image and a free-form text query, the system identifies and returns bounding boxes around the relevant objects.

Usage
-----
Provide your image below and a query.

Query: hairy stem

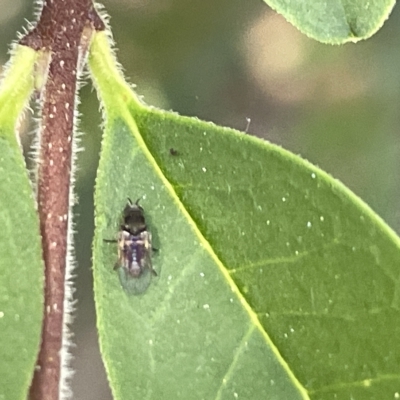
[20,1,103,399]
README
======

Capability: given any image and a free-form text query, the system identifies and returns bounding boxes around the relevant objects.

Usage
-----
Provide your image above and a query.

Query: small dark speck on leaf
[170,148,179,156]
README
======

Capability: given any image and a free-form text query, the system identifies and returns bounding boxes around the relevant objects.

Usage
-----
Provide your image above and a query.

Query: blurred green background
[1,0,399,398]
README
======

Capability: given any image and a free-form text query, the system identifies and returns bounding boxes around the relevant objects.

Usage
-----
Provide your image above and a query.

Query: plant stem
[19,1,103,399]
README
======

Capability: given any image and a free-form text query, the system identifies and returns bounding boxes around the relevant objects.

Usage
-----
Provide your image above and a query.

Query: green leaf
[0,45,44,399]
[90,31,400,399]
[264,0,396,44]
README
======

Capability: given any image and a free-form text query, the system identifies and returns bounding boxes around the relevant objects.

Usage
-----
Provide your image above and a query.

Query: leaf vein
[309,373,400,394]
[214,325,256,400]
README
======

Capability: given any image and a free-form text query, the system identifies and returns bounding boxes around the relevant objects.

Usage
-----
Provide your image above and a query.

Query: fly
[105,198,157,294]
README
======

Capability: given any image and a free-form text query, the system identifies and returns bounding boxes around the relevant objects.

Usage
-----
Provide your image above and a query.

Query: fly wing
[116,230,132,271]
[141,248,157,276]
[138,231,157,276]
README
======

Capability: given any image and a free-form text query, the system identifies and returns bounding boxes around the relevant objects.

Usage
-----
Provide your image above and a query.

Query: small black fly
[105,198,156,294]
